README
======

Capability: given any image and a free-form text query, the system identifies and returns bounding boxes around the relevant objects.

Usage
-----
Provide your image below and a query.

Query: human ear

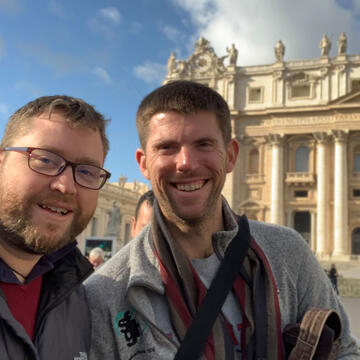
[225,139,239,173]
[136,148,150,180]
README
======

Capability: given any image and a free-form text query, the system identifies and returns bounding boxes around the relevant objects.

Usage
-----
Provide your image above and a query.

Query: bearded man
[86,81,360,359]
[0,95,110,360]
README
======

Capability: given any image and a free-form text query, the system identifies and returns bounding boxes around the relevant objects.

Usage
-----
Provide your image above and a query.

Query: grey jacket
[86,204,360,359]
[0,247,93,360]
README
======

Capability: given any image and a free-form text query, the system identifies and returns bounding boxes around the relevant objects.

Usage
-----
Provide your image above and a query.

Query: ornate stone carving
[337,32,347,55]
[166,37,228,78]
[265,133,284,145]
[320,34,331,57]
[313,132,330,144]
[332,129,349,142]
[274,40,285,62]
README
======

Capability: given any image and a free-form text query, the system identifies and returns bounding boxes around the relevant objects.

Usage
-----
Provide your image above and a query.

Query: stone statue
[274,40,285,62]
[337,32,347,55]
[226,43,238,66]
[168,52,176,74]
[320,34,331,57]
[118,175,127,187]
[105,201,122,237]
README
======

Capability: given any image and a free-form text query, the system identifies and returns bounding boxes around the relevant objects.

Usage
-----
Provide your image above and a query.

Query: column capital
[313,131,330,144]
[265,133,284,145]
[332,129,349,143]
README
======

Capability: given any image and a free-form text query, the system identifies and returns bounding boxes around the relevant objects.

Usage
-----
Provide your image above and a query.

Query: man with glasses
[0,95,110,360]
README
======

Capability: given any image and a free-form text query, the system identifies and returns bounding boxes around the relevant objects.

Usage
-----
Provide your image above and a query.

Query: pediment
[330,89,360,105]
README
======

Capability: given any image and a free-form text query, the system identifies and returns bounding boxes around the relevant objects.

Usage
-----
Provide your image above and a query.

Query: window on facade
[295,190,308,198]
[353,189,360,197]
[352,228,360,255]
[248,87,263,103]
[91,217,98,236]
[292,84,310,98]
[295,146,309,172]
[354,146,360,172]
[248,149,259,174]
[351,79,360,92]
[294,211,311,244]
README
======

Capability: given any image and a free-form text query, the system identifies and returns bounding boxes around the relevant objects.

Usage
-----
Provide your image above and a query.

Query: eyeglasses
[2,147,111,190]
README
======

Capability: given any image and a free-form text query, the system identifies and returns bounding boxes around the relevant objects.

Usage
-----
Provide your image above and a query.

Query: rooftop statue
[320,34,331,57]
[274,40,285,62]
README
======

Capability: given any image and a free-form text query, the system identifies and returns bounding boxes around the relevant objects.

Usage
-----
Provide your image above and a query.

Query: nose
[49,165,77,195]
[176,146,197,172]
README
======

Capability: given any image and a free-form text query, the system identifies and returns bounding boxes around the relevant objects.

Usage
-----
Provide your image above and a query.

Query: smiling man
[0,95,110,360]
[86,81,360,359]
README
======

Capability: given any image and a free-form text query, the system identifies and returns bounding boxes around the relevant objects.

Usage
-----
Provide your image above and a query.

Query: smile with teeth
[176,181,205,192]
[40,204,69,216]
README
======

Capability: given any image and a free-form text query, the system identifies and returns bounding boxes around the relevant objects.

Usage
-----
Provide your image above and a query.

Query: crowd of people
[0,81,359,359]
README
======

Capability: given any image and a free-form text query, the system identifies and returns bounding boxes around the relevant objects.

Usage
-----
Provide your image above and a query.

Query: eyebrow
[44,147,102,167]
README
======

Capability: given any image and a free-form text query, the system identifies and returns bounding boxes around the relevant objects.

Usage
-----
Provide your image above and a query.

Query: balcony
[246,173,265,184]
[285,172,316,186]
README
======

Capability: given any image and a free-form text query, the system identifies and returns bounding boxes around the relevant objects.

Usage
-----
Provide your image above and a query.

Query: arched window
[295,146,309,172]
[352,228,360,255]
[354,146,360,172]
[248,149,259,174]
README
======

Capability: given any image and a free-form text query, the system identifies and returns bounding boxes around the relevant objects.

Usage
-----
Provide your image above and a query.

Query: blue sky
[1,0,360,185]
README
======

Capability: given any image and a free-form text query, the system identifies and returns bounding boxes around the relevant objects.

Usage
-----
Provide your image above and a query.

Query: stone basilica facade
[165,34,360,260]
[76,177,148,258]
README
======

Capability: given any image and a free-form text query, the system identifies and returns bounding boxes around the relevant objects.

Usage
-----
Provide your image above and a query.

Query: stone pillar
[314,132,329,255]
[333,130,348,256]
[267,134,284,224]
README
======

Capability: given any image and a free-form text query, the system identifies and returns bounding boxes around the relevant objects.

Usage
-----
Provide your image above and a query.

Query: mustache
[32,193,78,210]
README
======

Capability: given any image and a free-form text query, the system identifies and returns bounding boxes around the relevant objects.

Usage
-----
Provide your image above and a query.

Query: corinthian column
[266,134,284,225]
[333,130,348,256]
[314,132,329,255]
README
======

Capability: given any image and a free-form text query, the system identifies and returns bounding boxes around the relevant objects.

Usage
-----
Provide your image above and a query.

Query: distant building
[165,34,360,260]
[77,176,149,256]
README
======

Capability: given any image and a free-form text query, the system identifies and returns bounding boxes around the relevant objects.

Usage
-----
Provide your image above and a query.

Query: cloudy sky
[0,0,360,184]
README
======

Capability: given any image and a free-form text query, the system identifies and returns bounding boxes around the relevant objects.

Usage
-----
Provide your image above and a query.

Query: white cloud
[133,62,167,84]
[17,42,79,74]
[171,0,360,66]
[161,24,181,42]
[92,66,112,84]
[99,6,121,24]
[0,103,8,115]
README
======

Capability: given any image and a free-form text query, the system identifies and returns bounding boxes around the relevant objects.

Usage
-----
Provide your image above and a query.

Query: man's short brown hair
[136,80,231,150]
[1,95,109,157]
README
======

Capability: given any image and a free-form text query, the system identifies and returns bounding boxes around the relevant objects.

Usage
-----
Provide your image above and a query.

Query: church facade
[76,176,148,258]
[165,34,360,260]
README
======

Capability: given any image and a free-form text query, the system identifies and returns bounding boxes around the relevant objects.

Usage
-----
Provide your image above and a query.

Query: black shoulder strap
[174,215,251,360]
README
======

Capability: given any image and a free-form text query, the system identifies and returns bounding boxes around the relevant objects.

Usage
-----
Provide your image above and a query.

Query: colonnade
[268,130,349,256]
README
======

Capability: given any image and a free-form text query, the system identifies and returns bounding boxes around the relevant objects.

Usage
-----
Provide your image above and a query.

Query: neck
[0,236,42,284]
[165,209,224,259]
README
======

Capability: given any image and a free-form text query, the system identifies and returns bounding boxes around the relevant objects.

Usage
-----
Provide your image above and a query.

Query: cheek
[78,191,98,213]
[147,156,174,181]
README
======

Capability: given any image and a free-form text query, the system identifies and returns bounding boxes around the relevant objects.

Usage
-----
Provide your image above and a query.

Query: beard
[157,171,226,228]
[0,189,91,255]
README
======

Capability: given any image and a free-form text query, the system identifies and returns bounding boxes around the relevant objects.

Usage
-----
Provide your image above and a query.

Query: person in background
[89,247,105,270]
[131,190,154,238]
[86,81,359,359]
[0,95,110,360]
[329,263,340,295]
